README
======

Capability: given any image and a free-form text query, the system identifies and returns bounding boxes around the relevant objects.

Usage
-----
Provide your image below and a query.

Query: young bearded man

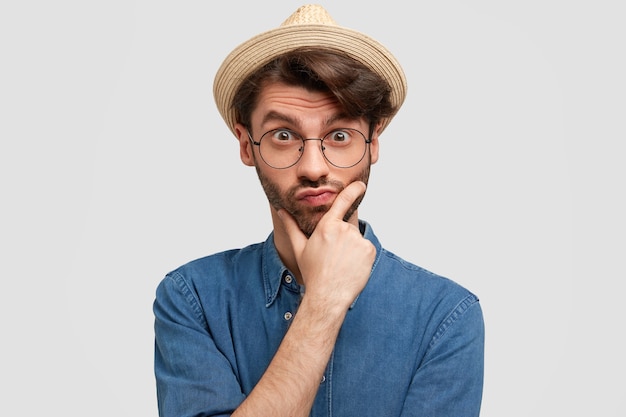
[153,5,485,416]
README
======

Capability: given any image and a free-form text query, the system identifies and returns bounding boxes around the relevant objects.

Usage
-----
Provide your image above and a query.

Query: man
[153,4,484,417]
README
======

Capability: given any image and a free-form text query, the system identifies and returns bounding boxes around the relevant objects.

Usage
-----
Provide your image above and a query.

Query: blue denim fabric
[154,221,484,417]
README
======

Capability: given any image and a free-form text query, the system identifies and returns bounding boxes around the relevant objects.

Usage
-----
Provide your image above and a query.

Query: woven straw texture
[213,4,407,138]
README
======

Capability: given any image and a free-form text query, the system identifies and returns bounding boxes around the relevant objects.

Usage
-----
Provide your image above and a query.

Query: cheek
[347,163,372,186]
[256,165,290,192]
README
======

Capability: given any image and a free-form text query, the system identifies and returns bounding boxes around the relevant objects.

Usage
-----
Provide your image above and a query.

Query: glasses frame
[247,127,373,169]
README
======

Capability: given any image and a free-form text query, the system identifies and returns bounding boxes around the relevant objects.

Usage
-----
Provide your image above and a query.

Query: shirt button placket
[282,274,298,324]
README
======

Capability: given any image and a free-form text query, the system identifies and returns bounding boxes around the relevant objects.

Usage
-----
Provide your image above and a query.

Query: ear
[235,123,255,166]
[368,123,382,165]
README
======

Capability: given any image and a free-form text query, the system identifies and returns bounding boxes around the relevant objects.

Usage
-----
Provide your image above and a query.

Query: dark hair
[231,47,396,136]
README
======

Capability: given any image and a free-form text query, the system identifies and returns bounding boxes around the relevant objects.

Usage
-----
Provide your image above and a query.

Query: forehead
[256,82,338,111]
[251,83,342,127]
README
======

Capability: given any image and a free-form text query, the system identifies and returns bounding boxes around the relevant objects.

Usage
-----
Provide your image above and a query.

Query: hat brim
[213,24,407,138]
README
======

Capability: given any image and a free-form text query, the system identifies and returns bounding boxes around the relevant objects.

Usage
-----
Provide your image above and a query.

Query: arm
[154,273,246,416]
[234,181,375,417]
[232,293,344,416]
[401,295,485,417]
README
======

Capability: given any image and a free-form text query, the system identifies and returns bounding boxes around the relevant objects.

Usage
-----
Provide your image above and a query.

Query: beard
[255,162,371,238]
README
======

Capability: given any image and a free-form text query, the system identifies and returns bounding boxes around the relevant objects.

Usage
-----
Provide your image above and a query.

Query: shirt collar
[262,220,382,308]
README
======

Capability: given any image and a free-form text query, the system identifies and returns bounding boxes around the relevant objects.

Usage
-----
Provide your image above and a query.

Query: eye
[271,129,298,143]
[325,129,353,146]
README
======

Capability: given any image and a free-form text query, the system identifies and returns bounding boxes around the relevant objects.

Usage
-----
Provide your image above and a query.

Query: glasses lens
[322,128,367,168]
[259,129,304,169]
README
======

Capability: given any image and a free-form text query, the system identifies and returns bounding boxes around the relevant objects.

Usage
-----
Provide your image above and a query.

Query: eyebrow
[261,111,298,128]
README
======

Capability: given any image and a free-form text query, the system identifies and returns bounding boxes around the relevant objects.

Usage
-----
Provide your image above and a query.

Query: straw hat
[213,4,407,138]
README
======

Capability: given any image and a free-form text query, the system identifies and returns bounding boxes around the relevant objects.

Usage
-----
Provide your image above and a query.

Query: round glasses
[248,128,371,169]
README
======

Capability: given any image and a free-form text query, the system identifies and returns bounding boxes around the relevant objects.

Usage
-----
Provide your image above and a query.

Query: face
[235,83,380,237]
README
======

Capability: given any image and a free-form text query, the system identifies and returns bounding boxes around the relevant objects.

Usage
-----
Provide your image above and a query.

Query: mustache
[290,177,344,193]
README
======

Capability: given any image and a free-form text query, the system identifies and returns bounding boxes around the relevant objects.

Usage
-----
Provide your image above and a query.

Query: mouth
[295,187,337,206]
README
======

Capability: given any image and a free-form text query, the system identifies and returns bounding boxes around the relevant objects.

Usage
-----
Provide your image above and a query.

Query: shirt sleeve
[400,294,485,417]
[153,271,245,417]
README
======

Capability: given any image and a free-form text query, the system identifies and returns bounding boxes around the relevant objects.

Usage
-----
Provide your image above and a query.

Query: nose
[296,138,330,180]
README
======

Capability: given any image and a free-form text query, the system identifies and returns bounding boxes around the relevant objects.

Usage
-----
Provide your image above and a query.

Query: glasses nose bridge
[296,136,328,166]
[300,136,326,153]
[302,136,324,144]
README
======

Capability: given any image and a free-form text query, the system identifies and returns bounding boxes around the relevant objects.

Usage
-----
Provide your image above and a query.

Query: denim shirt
[154,221,484,417]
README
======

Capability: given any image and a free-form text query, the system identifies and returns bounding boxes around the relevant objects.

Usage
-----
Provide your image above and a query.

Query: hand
[278,181,376,311]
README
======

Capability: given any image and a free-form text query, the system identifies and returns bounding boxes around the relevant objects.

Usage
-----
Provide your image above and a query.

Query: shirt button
[320,375,326,384]
[284,275,293,284]
[284,311,293,321]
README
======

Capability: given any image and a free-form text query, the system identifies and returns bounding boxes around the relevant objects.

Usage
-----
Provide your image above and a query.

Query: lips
[295,187,337,206]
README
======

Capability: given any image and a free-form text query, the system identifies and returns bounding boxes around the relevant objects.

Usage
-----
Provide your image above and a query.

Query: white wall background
[1,1,624,415]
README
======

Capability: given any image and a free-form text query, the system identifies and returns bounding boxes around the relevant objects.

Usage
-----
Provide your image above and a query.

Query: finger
[325,181,366,221]
[276,209,307,256]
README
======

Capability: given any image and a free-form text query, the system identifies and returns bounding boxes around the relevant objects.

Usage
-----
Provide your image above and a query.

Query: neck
[271,208,302,283]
